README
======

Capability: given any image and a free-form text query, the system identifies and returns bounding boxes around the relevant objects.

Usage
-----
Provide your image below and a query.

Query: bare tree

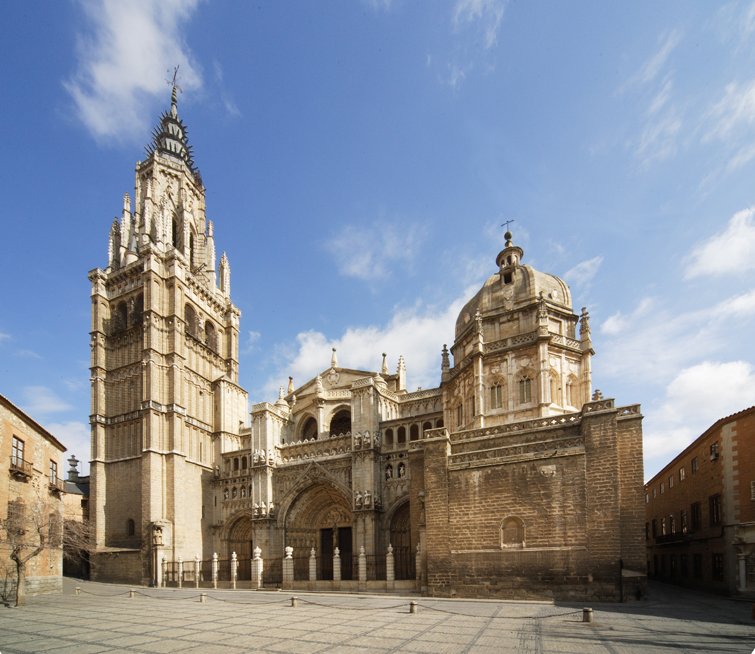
[63,516,95,579]
[0,481,62,607]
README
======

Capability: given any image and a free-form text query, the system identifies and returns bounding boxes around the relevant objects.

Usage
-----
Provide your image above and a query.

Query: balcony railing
[10,456,32,478]
[49,477,66,493]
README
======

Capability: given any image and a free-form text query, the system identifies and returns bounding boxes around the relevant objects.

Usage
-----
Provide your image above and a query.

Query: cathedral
[89,89,646,600]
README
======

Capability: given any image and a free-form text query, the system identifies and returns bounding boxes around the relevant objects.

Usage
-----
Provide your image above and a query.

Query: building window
[651,519,657,538]
[489,383,503,410]
[518,377,532,404]
[11,436,24,466]
[710,442,719,461]
[679,466,686,481]
[691,502,702,531]
[653,487,657,498]
[669,515,675,534]
[712,553,724,581]
[691,457,698,474]
[680,510,688,534]
[661,517,666,536]
[49,460,57,484]
[693,554,702,578]
[660,482,665,495]
[645,492,649,504]
[456,404,463,427]
[709,494,722,526]
[668,474,673,489]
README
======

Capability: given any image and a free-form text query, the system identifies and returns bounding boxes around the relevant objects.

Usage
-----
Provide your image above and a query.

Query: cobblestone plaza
[0,579,751,653]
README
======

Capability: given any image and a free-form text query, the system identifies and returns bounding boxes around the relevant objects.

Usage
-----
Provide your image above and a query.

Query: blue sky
[1,1,754,480]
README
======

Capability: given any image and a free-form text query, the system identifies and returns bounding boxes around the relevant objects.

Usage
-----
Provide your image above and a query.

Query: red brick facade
[645,406,755,594]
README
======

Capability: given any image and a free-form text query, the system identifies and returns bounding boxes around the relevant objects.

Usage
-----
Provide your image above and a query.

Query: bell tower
[89,85,248,583]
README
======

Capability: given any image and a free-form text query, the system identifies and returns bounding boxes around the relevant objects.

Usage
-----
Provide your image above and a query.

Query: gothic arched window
[127,519,135,537]
[184,304,197,338]
[409,424,419,441]
[301,416,318,440]
[114,301,128,332]
[329,409,351,436]
[518,375,532,404]
[489,382,503,410]
[205,321,217,352]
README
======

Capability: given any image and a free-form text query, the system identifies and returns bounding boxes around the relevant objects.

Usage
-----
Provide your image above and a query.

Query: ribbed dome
[455,235,572,340]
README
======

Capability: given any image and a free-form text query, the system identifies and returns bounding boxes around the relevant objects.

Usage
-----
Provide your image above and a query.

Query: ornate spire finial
[381,353,388,375]
[331,347,338,368]
[501,219,515,245]
[168,65,182,116]
[287,376,294,395]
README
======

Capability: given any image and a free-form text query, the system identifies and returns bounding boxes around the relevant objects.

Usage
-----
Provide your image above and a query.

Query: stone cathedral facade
[89,92,646,600]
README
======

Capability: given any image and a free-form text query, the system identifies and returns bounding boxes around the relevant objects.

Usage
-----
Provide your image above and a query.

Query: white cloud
[597,290,755,384]
[563,256,603,289]
[260,292,472,400]
[15,349,42,360]
[600,297,655,336]
[0,331,10,343]
[452,0,505,50]
[684,207,755,279]
[364,0,393,10]
[212,61,241,118]
[630,29,682,84]
[324,222,425,281]
[705,79,755,143]
[46,421,91,475]
[242,330,262,355]
[65,0,202,142]
[644,361,755,477]
[21,386,73,416]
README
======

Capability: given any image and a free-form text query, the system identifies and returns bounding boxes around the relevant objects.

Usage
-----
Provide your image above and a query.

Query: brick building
[90,89,646,600]
[645,405,755,595]
[1,393,66,598]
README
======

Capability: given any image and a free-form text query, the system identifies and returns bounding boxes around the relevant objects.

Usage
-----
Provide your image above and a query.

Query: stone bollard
[161,556,167,588]
[252,546,264,590]
[231,551,238,590]
[582,608,593,623]
[386,544,395,583]
[291,596,299,608]
[283,546,294,588]
[309,547,317,582]
[129,589,135,599]
[177,556,184,589]
[212,552,219,590]
[200,593,207,603]
[409,601,418,614]
[333,547,342,583]
[75,587,81,596]
[194,554,201,589]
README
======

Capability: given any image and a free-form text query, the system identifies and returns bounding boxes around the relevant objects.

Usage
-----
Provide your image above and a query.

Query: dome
[454,236,573,340]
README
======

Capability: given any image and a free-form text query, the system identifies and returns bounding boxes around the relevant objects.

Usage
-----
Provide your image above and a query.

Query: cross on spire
[167,65,182,110]
[501,219,515,233]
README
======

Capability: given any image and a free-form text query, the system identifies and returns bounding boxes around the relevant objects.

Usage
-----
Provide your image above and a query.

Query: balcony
[49,477,66,494]
[10,456,32,480]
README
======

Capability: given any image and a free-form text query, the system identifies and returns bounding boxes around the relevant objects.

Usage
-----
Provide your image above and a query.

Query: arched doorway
[285,483,353,580]
[227,514,254,580]
[390,502,414,580]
